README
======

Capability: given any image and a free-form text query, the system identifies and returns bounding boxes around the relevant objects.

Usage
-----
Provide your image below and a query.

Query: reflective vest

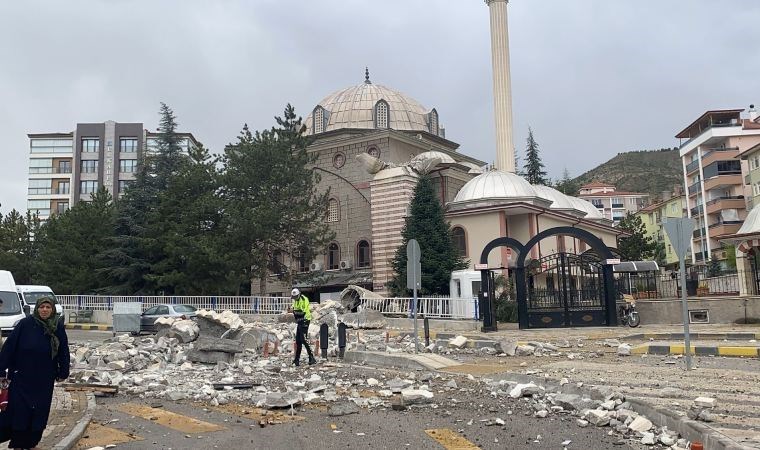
[292,295,312,321]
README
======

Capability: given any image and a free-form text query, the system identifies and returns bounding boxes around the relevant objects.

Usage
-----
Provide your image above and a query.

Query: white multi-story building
[27,121,198,220]
[577,182,648,225]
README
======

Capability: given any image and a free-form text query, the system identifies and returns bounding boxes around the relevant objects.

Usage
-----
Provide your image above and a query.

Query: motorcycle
[618,298,641,328]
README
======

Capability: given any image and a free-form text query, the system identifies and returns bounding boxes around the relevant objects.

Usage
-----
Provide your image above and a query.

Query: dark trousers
[294,320,314,363]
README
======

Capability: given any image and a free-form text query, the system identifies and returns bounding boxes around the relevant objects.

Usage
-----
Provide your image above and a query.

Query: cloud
[1,0,758,213]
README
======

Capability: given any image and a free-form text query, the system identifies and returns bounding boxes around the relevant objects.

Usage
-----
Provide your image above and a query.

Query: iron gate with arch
[526,252,607,328]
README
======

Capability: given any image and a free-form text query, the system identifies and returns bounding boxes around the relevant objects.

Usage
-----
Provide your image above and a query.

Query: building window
[28,179,51,195]
[57,181,70,195]
[327,243,340,270]
[29,158,52,174]
[81,160,98,173]
[367,146,380,159]
[120,138,138,152]
[119,159,137,173]
[27,200,50,217]
[58,160,72,174]
[80,181,98,194]
[611,197,623,208]
[374,100,389,129]
[30,139,73,154]
[118,180,132,193]
[56,202,69,215]
[754,183,760,196]
[332,153,345,169]
[313,106,327,134]
[327,198,339,222]
[81,138,100,153]
[357,240,371,268]
[452,227,467,257]
[591,199,603,208]
[428,109,439,136]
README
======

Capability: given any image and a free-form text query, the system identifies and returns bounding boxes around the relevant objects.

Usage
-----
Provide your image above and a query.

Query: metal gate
[749,249,760,296]
[526,253,607,328]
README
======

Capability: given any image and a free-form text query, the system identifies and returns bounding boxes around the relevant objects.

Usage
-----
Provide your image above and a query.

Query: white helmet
[291,288,300,297]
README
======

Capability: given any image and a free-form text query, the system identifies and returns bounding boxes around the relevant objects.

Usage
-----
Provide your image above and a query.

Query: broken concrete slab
[328,402,360,417]
[448,336,468,349]
[340,308,387,329]
[627,416,653,432]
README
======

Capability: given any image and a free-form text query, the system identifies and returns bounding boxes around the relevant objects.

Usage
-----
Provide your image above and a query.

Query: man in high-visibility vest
[289,288,316,366]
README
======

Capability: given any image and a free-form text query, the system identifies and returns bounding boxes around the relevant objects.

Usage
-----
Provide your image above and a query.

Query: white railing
[57,295,480,320]
[57,295,291,315]
[358,296,479,320]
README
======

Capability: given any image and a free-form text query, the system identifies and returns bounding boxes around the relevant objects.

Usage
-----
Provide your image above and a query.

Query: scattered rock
[448,336,468,349]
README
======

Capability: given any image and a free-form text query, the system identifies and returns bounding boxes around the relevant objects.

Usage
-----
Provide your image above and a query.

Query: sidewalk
[39,386,96,450]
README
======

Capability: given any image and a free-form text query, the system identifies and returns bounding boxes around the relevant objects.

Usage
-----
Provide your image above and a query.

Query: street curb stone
[51,392,96,450]
[65,324,112,331]
[631,343,760,358]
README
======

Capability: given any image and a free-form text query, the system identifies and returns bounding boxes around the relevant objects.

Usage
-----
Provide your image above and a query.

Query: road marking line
[425,428,481,450]
[117,403,226,434]
[75,422,143,449]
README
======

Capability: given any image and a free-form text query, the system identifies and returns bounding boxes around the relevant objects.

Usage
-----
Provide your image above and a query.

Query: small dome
[532,185,576,210]
[411,151,456,165]
[305,78,437,135]
[568,196,605,219]
[737,204,760,235]
[452,170,538,203]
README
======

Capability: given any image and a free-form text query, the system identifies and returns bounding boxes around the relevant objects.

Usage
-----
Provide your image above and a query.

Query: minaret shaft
[486,0,515,173]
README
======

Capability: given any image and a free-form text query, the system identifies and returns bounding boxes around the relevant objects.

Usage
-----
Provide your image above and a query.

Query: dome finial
[365,67,371,84]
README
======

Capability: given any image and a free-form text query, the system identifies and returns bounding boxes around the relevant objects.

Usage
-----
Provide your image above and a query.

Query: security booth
[112,302,142,336]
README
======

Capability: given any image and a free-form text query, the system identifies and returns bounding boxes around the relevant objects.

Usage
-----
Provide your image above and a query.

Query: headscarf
[32,296,60,359]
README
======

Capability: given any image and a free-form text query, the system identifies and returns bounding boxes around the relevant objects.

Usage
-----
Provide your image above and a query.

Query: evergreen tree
[554,168,574,195]
[100,102,186,294]
[36,188,115,293]
[522,127,548,185]
[220,105,334,295]
[0,208,41,284]
[617,213,657,261]
[389,175,467,296]
[144,144,231,294]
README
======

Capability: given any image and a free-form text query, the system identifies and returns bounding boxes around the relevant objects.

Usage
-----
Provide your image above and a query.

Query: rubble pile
[479,378,691,449]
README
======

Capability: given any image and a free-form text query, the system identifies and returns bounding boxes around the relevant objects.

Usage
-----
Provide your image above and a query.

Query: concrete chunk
[694,396,716,408]
[627,416,653,432]
[448,336,468,349]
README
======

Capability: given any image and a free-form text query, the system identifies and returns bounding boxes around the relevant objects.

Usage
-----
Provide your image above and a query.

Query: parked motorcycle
[619,298,641,328]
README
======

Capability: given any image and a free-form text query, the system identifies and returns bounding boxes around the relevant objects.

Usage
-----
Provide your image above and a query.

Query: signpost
[663,218,696,371]
[407,239,422,353]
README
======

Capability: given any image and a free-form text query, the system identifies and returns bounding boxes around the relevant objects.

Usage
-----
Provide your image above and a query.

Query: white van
[16,285,64,316]
[0,271,27,336]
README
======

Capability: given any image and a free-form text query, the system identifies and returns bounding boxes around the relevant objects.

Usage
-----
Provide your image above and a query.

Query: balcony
[701,147,740,167]
[611,203,624,208]
[690,205,703,217]
[694,252,706,262]
[704,174,743,191]
[688,182,701,196]
[692,228,705,239]
[707,221,742,237]
[29,167,73,174]
[685,159,700,174]
[705,196,745,215]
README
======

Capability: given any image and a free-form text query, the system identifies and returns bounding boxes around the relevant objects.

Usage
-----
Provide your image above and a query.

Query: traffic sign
[474,263,488,270]
[604,258,621,265]
[406,239,421,290]
[663,218,695,258]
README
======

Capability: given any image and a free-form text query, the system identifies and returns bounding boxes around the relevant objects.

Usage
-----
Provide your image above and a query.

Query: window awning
[613,261,659,273]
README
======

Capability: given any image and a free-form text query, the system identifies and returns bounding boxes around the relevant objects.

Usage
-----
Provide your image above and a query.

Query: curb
[347,351,755,450]
[65,324,112,331]
[51,391,96,450]
[631,344,760,358]
[623,332,760,341]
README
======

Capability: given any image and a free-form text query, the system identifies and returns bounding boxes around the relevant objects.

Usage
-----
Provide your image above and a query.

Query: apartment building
[27,121,198,220]
[678,107,760,265]
[577,182,648,225]
[635,191,689,268]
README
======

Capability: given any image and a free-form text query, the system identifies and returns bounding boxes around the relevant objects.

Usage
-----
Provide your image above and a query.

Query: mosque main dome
[304,71,441,136]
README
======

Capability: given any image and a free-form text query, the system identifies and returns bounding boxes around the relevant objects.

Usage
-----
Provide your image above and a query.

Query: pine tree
[36,188,115,293]
[100,102,187,294]
[389,175,468,296]
[0,208,42,284]
[220,105,334,295]
[523,127,548,185]
[617,213,657,261]
[554,167,574,194]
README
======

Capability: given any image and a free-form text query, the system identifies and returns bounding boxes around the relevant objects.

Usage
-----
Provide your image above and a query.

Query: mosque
[258,0,624,300]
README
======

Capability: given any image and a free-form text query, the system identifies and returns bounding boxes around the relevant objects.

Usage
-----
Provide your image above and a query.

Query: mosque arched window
[313,106,327,134]
[327,243,340,270]
[451,227,467,257]
[429,109,439,136]
[357,240,371,268]
[327,198,340,222]
[375,100,389,129]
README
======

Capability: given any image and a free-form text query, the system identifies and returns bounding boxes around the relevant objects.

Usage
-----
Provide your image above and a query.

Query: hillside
[565,148,682,198]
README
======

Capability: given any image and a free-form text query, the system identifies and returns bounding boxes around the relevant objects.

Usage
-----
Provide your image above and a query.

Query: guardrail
[57,295,481,320]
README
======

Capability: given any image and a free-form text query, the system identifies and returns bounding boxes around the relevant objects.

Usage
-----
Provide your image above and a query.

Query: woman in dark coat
[0,296,70,449]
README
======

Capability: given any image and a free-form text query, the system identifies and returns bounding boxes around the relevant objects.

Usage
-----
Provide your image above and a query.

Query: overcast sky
[1,0,759,215]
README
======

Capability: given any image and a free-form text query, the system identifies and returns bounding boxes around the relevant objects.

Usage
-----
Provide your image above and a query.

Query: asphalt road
[78,382,636,450]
